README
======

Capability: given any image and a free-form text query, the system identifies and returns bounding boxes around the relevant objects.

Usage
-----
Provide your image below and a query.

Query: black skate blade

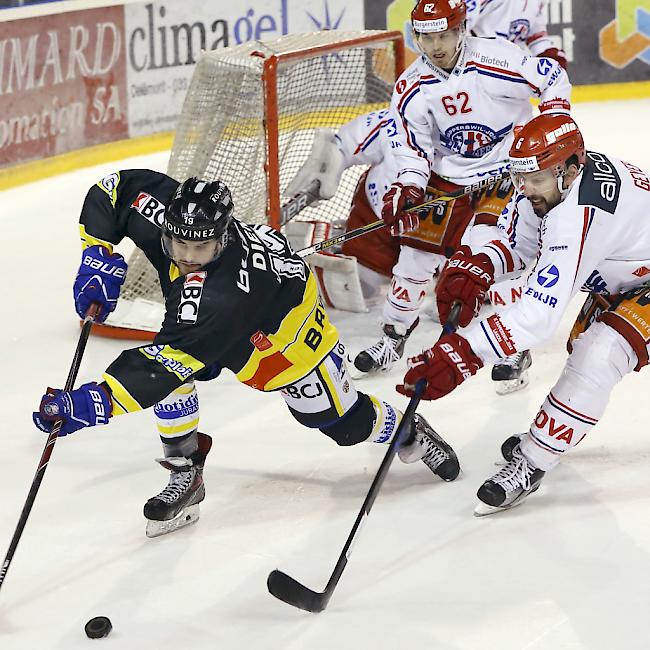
[267,570,327,613]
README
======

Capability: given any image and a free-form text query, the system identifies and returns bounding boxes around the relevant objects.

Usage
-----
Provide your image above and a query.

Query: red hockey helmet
[509,114,586,174]
[411,0,467,34]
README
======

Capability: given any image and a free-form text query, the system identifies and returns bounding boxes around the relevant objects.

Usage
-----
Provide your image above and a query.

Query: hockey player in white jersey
[466,0,567,70]
[398,112,650,514]
[339,0,569,393]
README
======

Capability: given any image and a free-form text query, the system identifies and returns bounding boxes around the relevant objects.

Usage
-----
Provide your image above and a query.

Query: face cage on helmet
[161,229,230,268]
[414,23,467,69]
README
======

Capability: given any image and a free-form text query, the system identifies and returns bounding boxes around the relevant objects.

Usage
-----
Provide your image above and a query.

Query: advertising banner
[125,0,365,137]
[364,0,650,86]
[0,6,128,167]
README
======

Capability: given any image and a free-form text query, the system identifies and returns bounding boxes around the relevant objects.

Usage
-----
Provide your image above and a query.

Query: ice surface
[1,99,650,650]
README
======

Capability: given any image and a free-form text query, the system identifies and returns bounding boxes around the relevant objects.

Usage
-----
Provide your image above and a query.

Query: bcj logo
[537,264,560,288]
[599,1,650,68]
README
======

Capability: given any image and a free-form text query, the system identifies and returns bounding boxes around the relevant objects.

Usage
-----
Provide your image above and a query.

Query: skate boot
[500,432,526,462]
[398,413,460,481]
[144,432,212,538]
[353,319,418,375]
[474,445,545,516]
[491,350,532,395]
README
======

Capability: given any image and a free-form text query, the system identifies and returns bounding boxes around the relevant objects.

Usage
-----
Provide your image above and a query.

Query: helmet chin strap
[556,163,583,200]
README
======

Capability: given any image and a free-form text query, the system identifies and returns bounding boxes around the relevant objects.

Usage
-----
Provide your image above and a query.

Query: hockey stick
[0,303,99,593]
[296,172,508,258]
[267,302,462,613]
[280,180,322,227]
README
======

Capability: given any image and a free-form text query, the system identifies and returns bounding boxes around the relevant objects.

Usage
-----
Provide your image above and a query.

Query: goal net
[95,30,404,339]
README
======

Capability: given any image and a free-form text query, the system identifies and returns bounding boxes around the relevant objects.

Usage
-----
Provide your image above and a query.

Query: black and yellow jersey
[79,169,339,414]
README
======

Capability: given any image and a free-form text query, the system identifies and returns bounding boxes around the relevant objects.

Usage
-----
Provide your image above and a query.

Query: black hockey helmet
[162,177,234,262]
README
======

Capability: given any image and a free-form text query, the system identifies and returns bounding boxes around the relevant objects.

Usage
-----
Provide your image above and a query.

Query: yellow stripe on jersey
[319,363,345,416]
[79,224,114,253]
[102,373,143,415]
[139,344,205,382]
[236,274,339,391]
[95,172,121,207]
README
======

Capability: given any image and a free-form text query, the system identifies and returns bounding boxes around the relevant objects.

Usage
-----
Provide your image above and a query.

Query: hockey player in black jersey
[33,171,459,537]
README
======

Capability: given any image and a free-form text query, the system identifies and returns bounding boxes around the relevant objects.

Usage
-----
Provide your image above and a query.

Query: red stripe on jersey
[527,31,548,45]
[242,351,292,391]
[466,60,541,94]
[491,239,515,272]
[573,207,591,285]
[539,98,571,113]
[353,119,386,155]
[549,392,599,424]
[397,78,425,113]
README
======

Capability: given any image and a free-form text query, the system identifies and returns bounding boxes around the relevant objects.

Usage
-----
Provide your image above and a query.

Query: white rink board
[1,99,650,650]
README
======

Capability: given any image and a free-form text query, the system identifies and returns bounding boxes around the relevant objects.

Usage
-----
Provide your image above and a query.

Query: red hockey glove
[381,183,425,236]
[397,334,483,401]
[539,47,567,71]
[436,246,495,328]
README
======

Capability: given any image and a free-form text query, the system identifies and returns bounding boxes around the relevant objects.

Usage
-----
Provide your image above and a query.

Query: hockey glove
[538,47,567,71]
[436,246,495,328]
[381,183,425,236]
[74,245,127,323]
[397,334,483,401]
[33,382,112,436]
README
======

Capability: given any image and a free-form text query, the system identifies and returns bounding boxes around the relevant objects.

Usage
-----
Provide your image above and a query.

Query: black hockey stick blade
[267,570,328,613]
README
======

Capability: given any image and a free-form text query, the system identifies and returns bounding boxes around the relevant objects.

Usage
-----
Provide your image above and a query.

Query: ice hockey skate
[474,445,544,516]
[491,350,532,395]
[500,432,526,462]
[398,413,460,481]
[144,432,212,538]
[353,320,418,376]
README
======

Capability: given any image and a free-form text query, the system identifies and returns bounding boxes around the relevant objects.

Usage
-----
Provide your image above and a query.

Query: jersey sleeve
[502,40,571,114]
[384,71,435,190]
[79,172,127,252]
[463,200,602,364]
[336,108,391,168]
[78,169,174,252]
[464,194,536,279]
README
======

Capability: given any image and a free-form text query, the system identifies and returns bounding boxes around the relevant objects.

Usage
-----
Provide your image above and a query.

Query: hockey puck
[84,616,112,639]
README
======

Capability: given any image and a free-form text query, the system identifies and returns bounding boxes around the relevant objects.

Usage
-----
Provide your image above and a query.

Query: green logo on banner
[599,0,650,67]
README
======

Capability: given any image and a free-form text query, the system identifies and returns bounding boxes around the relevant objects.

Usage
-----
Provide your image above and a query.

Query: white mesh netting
[103,30,400,336]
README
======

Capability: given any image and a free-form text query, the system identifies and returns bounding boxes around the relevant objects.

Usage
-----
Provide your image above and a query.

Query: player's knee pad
[567,321,636,393]
[319,392,377,446]
[154,382,200,443]
[319,392,401,446]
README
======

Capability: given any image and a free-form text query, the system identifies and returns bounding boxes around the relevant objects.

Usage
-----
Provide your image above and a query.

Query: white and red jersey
[462,152,650,364]
[386,35,570,189]
[466,0,556,56]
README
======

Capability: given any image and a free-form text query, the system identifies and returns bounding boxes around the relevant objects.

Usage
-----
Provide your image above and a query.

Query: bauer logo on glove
[33,383,112,437]
[73,245,127,322]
